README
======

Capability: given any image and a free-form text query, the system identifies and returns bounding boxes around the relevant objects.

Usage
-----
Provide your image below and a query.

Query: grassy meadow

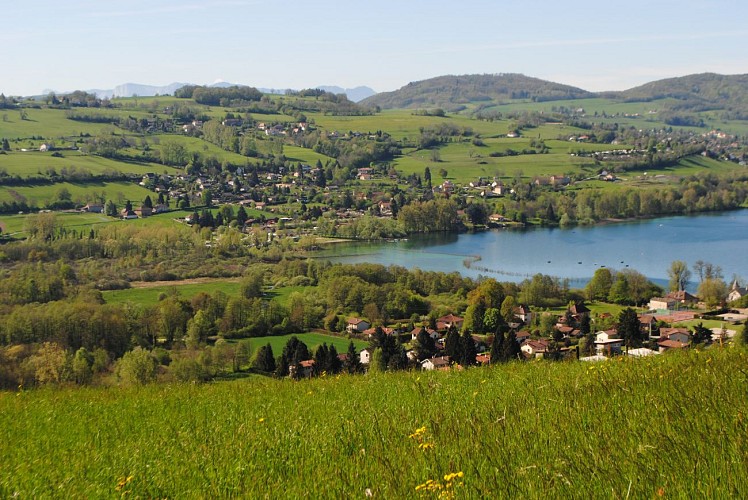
[238,331,367,356]
[0,348,745,497]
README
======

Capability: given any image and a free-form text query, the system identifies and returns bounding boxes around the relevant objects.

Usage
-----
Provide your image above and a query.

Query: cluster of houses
[287,296,747,377]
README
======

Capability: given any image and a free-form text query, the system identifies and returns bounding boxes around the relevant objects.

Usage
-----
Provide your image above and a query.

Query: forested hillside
[612,73,748,118]
[361,73,593,110]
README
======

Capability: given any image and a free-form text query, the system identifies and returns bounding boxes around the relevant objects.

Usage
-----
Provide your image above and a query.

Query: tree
[253,343,276,373]
[500,296,517,324]
[691,323,712,345]
[143,195,153,209]
[617,308,642,348]
[413,328,437,361]
[607,274,630,304]
[344,341,362,374]
[444,325,461,360]
[236,205,248,227]
[580,314,591,336]
[698,278,728,309]
[483,308,504,334]
[105,200,117,217]
[733,322,748,347]
[459,330,477,367]
[667,260,692,292]
[32,342,70,384]
[490,330,504,364]
[424,166,432,188]
[586,268,613,301]
[502,330,521,361]
[117,347,158,385]
[72,347,94,385]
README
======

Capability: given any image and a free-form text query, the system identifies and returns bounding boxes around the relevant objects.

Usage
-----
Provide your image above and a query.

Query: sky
[3,0,748,96]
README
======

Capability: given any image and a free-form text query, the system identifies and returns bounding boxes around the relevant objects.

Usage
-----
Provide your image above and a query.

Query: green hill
[1,349,745,497]
[361,73,594,110]
[611,72,748,118]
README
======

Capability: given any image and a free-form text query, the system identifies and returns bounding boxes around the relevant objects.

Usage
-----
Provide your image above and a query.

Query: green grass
[102,279,243,305]
[0,180,156,207]
[0,150,170,178]
[242,331,367,356]
[0,348,745,497]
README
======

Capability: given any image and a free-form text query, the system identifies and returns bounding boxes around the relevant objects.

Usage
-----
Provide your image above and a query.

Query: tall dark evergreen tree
[502,330,521,361]
[344,341,362,374]
[413,328,437,361]
[327,344,342,374]
[490,330,504,364]
[444,325,461,360]
[617,307,642,348]
[236,205,248,226]
[253,343,276,373]
[460,330,477,367]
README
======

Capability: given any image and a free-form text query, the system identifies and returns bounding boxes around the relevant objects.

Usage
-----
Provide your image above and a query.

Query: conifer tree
[344,341,362,374]
[460,330,477,367]
[490,330,504,364]
[444,325,461,360]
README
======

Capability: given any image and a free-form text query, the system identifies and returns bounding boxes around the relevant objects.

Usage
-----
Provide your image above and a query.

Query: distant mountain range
[44,81,376,102]
[38,73,748,115]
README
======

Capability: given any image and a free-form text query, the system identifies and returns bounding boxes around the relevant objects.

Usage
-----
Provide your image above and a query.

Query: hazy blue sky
[4,0,748,96]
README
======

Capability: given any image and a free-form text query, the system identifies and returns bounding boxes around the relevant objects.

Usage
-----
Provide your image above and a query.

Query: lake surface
[315,210,748,290]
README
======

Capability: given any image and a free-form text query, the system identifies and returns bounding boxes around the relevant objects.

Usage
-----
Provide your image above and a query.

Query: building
[728,280,747,303]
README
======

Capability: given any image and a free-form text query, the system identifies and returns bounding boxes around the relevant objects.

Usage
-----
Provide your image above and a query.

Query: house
[438,314,464,330]
[638,314,657,339]
[347,317,371,334]
[421,356,451,371]
[289,359,315,378]
[657,339,689,352]
[594,330,623,356]
[39,143,53,152]
[363,326,397,338]
[516,330,531,344]
[568,302,590,317]
[475,354,491,365]
[550,175,571,187]
[359,348,373,365]
[665,290,698,305]
[514,304,533,324]
[136,205,153,218]
[658,328,690,344]
[120,208,138,220]
[521,339,549,359]
[411,327,439,341]
[488,214,507,224]
[83,203,104,213]
[648,297,676,311]
[728,280,747,303]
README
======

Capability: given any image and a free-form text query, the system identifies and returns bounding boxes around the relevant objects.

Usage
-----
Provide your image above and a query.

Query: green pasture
[0,108,113,140]
[0,211,112,236]
[0,150,170,177]
[282,145,334,165]
[0,180,155,207]
[103,279,243,306]
[240,331,367,356]
[0,349,745,497]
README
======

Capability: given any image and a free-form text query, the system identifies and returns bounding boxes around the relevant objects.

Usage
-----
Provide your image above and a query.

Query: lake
[315,210,748,290]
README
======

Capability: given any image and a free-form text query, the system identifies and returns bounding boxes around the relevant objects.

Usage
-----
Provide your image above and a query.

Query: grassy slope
[0,349,745,497]
[239,331,367,356]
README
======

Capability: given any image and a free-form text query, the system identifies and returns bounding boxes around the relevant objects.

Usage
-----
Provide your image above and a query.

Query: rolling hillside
[361,73,594,110]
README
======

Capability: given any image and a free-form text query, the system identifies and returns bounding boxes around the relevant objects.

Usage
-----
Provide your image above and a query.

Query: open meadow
[0,348,745,497]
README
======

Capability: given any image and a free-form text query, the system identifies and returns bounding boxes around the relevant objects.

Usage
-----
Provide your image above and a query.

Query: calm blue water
[315,210,748,289]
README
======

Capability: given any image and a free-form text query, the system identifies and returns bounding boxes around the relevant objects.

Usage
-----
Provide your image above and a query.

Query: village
[284,282,748,378]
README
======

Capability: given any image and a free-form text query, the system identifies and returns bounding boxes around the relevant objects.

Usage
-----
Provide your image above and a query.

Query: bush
[116,348,158,385]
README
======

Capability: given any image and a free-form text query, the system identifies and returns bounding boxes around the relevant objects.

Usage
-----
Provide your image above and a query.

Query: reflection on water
[313,210,748,288]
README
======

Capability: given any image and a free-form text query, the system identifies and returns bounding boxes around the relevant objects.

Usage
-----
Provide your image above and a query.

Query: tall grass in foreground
[0,349,746,498]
